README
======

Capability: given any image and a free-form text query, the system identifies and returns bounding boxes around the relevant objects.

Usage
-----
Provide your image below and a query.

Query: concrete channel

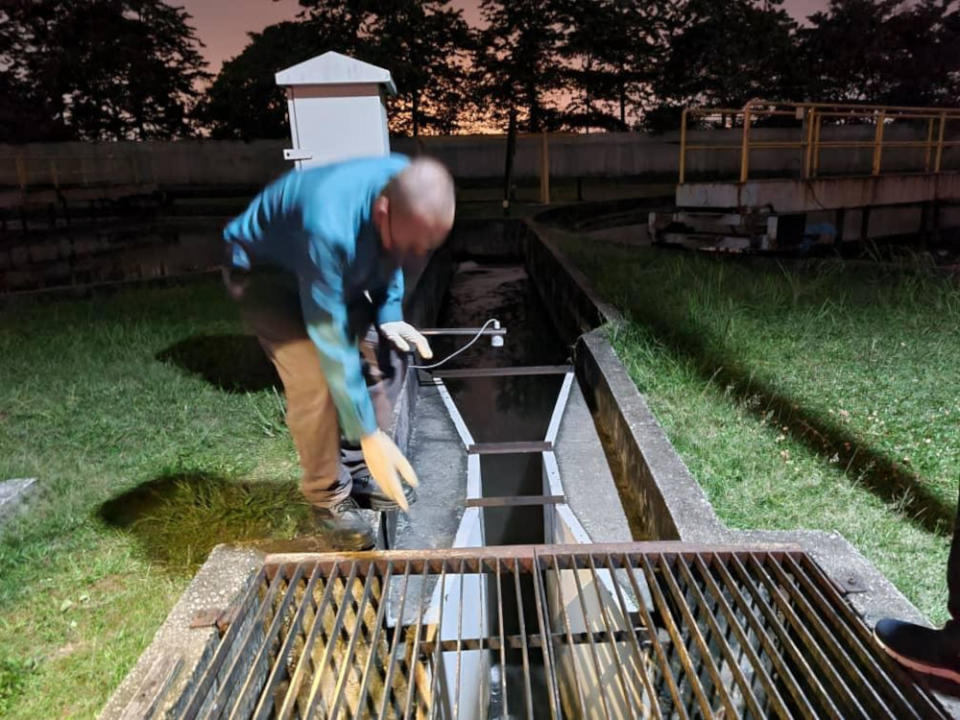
[100,217,960,719]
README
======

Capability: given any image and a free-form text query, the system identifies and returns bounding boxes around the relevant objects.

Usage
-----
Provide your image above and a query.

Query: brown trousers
[224,267,402,507]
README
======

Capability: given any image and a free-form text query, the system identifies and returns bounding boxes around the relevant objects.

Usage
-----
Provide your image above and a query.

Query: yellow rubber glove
[359,430,419,511]
[380,321,433,359]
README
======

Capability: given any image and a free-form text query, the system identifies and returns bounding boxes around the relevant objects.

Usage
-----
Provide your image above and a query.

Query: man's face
[374,196,451,259]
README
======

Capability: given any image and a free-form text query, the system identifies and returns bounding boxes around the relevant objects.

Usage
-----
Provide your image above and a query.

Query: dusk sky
[181,0,832,75]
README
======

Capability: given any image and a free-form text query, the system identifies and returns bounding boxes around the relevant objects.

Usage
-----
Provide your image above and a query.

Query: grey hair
[385,157,456,228]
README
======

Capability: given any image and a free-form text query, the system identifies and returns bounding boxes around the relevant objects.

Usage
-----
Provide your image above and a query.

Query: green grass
[0,279,311,718]
[555,236,960,624]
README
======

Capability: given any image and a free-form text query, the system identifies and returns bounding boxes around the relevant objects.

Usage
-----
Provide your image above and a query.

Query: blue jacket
[223,154,410,441]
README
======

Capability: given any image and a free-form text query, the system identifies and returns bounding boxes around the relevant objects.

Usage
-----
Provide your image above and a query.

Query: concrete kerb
[98,545,264,720]
[523,218,937,631]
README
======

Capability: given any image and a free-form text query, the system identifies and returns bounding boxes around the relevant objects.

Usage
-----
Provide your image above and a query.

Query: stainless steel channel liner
[168,543,948,720]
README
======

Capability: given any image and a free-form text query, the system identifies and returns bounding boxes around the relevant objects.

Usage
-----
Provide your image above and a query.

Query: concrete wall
[5,125,957,192]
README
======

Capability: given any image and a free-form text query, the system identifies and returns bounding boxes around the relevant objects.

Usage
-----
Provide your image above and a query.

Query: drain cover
[136,543,949,719]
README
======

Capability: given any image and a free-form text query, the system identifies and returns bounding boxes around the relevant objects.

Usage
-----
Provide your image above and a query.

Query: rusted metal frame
[468,441,553,455]
[298,561,365,719]
[625,555,699,720]
[375,561,415,720]
[817,140,931,148]
[250,579,319,720]
[744,554,874,719]
[872,111,886,176]
[398,562,440,720]
[804,108,817,179]
[466,495,565,508]
[679,108,688,183]
[511,558,536,720]
[475,559,489,720]
[740,101,753,182]
[546,554,593,718]
[794,554,950,718]
[773,555,920,720]
[601,554,663,720]
[262,543,803,578]
[582,555,639,713]
[328,563,387,719]
[649,554,738,718]
[935,112,948,173]
[530,554,563,719]
[453,558,466,719]
[494,559,509,718]
[179,568,269,720]
[425,564,448,720]
[564,554,615,719]
[689,555,792,720]
[708,555,818,719]
[349,563,394,720]
[672,556,766,719]
[417,627,654,653]
[218,563,307,720]
[744,141,805,149]
[381,563,429,720]
[724,555,847,718]
[273,564,342,719]
[812,112,823,177]
[432,365,571,379]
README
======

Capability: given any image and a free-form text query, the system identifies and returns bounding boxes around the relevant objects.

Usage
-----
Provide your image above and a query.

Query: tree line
[2,0,959,144]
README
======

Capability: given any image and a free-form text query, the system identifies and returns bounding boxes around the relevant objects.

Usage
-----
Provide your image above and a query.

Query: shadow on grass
[156,334,280,393]
[99,472,312,572]
[624,310,957,537]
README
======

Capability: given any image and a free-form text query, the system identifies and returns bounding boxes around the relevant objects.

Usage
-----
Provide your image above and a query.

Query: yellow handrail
[678,99,960,184]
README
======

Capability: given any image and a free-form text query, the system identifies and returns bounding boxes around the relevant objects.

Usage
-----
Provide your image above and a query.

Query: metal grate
[174,543,949,719]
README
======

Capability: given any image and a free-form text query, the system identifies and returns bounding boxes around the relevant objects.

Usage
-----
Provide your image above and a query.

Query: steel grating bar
[621,553,691,720]
[726,554,846,717]
[584,554,640,712]
[762,554,900,720]
[650,553,740,718]
[743,553,871,719]
[547,554,592,718]
[689,554,793,720]
[511,557,536,720]
[794,553,948,718]
[635,553,716,719]
[180,568,268,720]
[174,545,951,720]
[708,553,820,719]
[673,554,766,719]
[599,554,662,720]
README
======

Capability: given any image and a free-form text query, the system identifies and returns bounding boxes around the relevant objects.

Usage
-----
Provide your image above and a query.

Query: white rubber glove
[359,430,420,511]
[380,321,433,359]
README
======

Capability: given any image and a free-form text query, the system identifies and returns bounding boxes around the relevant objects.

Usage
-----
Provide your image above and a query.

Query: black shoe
[350,473,418,511]
[874,618,960,683]
[310,498,375,551]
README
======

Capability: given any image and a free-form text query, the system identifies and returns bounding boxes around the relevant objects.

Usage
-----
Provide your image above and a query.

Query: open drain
[152,543,948,719]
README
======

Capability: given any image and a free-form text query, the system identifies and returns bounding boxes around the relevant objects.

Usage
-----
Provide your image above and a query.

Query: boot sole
[874,630,960,684]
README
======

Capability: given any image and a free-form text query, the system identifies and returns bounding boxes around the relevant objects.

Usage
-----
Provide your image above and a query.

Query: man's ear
[372,194,390,248]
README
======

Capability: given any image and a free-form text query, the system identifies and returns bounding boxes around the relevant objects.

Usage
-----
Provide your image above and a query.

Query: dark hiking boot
[874,618,960,684]
[311,498,375,550]
[350,472,418,511]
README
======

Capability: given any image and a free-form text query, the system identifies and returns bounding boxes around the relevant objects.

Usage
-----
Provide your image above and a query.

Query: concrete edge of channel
[98,544,265,720]
[524,218,936,631]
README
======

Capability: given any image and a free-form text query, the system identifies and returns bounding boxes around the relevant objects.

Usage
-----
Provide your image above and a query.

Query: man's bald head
[373,157,455,258]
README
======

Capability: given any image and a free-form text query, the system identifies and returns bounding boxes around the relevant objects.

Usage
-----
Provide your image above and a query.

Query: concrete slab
[0,477,36,524]
[554,382,633,544]
[677,171,960,214]
[98,544,264,719]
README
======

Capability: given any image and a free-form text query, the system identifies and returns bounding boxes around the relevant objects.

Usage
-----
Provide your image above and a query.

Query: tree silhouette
[199,22,334,140]
[799,0,960,107]
[294,0,472,136]
[2,0,209,142]
[647,0,799,131]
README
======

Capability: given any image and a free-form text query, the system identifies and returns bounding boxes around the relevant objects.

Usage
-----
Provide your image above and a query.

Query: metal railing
[679,99,960,184]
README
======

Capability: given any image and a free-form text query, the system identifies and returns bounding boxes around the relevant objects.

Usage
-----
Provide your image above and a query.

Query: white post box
[275,51,396,169]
